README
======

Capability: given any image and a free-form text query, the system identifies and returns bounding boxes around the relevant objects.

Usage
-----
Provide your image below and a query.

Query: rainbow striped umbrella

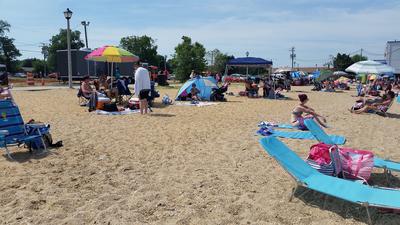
[84,45,139,63]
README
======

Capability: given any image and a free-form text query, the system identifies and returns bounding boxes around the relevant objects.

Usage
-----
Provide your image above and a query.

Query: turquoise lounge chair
[260,136,400,225]
[0,99,48,159]
[303,119,400,175]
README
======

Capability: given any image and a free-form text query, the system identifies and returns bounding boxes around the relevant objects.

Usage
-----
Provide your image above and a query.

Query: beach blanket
[174,101,218,107]
[94,109,140,115]
[256,129,346,145]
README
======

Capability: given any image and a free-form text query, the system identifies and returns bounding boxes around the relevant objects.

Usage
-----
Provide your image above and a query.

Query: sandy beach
[0,84,399,225]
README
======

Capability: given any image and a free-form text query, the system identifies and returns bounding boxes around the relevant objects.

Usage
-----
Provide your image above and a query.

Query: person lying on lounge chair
[291,94,328,129]
[352,91,395,114]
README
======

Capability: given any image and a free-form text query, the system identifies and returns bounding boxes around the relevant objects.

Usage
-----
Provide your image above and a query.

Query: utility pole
[41,43,49,77]
[81,21,90,49]
[290,47,296,69]
[360,48,363,58]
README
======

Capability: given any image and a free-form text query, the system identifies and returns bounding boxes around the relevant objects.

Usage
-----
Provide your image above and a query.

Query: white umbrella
[345,60,395,74]
[333,71,348,76]
[274,67,294,73]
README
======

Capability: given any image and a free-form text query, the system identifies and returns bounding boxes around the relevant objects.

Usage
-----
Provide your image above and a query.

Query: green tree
[207,49,233,74]
[47,29,84,71]
[351,54,367,63]
[120,35,159,66]
[0,20,21,73]
[172,36,206,82]
[333,53,353,71]
[32,59,46,75]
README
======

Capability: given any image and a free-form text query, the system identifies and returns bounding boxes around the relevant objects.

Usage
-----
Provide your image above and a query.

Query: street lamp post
[81,21,90,49]
[64,8,73,88]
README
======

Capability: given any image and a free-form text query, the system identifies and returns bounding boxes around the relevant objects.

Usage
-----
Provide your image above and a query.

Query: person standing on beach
[134,63,151,114]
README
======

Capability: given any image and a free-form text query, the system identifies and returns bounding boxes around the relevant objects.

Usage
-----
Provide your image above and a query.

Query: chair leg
[288,185,298,202]
[323,195,329,209]
[384,167,390,186]
[4,146,13,160]
[363,203,372,225]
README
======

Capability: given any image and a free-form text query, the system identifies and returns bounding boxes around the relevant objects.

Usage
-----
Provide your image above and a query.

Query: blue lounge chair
[260,136,400,225]
[0,99,48,159]
[303,118,400,175]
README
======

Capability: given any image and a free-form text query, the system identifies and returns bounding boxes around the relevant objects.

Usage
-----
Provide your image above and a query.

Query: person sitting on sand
[291,94,328,130]
[190,83,200,101]
[352,91,395,114]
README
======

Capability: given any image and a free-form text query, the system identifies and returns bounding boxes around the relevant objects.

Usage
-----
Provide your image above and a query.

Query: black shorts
[139,89,150,100]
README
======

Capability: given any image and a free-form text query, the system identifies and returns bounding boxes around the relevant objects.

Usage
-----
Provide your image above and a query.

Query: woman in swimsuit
[291,94,328,129]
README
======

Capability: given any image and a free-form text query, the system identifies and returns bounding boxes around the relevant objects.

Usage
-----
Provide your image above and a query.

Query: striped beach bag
[306,143,339,176]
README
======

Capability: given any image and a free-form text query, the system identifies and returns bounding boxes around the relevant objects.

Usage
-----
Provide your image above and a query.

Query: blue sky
[1,0,399,67]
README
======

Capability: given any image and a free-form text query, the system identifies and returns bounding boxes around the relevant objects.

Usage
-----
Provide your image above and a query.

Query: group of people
[244,76,288,99]
[80,62,152,114]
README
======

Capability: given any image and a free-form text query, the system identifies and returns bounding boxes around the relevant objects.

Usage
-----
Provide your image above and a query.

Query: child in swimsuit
[291,94,328,129]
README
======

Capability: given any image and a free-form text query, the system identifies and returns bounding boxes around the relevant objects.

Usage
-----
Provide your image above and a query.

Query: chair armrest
[0,130,9,137]
[26,123,49,129]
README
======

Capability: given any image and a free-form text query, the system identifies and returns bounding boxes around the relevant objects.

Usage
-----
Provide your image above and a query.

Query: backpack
[25,122,52,151]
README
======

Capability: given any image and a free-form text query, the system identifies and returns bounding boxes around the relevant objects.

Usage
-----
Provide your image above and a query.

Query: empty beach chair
[260,136,400,225]
[0,99,49,159]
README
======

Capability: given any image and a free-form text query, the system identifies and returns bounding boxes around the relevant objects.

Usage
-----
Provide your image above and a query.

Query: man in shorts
[134,63,151,114]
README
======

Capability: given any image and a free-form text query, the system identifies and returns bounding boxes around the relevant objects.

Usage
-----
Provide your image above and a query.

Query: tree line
[1,19,370,82]
[0,19,233,82]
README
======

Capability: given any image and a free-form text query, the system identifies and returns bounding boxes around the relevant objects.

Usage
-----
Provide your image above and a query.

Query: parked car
[48,73,58,79]
[14,72,27,78]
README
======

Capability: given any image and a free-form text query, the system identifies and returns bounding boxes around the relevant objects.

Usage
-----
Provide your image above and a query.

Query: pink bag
[308,143,374,181]
[338,147,374,181]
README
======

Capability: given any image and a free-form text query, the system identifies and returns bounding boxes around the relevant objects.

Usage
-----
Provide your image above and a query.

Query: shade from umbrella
[345,60,395,74]
[85,45,139,63]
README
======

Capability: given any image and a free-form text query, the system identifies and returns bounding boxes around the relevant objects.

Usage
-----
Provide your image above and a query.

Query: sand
[0,84,399,225]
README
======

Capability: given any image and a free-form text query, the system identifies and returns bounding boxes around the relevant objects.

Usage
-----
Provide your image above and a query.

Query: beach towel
[174,101,218,107]
[257,128,346,145]
[258,121,294,129]
[94,108,140,115]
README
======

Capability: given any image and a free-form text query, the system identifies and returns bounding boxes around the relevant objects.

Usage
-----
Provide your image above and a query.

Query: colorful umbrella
[84,45,139,63]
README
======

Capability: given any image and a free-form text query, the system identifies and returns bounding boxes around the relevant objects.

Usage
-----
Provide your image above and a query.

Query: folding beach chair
[77,86,91,106]
[0,99,48,159]
[304,119,400,179]
[260,136,400,225]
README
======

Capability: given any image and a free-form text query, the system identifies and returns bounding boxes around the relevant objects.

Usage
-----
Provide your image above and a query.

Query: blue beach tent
[176,76,218,101]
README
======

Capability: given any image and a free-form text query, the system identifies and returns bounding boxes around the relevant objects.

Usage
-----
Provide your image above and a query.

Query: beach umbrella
[345,60,395,74]
[333,71,348,76]
[85,45,139,63]
[85,45,139,87]
[336,76,350,83]
[274,67,294,73]
[315,70,334,82]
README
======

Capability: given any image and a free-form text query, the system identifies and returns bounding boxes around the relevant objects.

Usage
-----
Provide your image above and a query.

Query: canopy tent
[176,76,218,101]
[225,57,273,76]
[346,60,395,74]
